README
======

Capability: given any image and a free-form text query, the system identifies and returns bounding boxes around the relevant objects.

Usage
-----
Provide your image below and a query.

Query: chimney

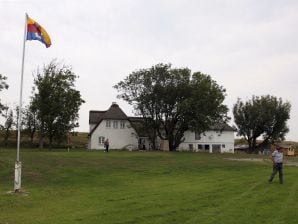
[111,102,118,107]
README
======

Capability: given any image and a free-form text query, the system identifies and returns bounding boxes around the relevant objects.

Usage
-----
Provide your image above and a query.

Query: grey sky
[1,0,297,140]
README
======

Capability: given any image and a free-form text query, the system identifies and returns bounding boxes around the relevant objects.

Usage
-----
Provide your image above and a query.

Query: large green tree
[233,95,291,151]
[114,64,229,151]
[31,61,85,148]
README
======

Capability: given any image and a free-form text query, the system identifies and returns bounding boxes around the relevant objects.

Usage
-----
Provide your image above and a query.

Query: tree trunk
[39,134,44,149]
[30,129,35,147]
[4,128,9,147]
[247,138,253,153]
[168,138,175,151]
[252,138,257,153]
[49,135,53,149]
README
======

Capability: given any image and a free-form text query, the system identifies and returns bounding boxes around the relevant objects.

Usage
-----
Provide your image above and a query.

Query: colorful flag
[27,16,51,48]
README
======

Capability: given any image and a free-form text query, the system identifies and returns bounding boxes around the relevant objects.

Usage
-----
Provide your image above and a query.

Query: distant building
[277,144,295,156]
[88,102,234,153]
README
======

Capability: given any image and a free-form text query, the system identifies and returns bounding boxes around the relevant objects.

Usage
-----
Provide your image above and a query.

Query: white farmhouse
[88,102,234,153]
[178,124,235,153]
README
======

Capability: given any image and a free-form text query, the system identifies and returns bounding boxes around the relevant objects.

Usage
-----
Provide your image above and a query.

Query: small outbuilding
[277,144,295,156]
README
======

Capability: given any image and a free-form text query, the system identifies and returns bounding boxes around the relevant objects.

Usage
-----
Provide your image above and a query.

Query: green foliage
[30,61,85,147]
[0,131,89,148]
[0,74,9,114]
[1,150,298,224]
[114,64,228,151]
[23,104,38,146]
[234,138,248,145]
[2,107,14,146]
[13,105,26,131]
[233,95,291,151]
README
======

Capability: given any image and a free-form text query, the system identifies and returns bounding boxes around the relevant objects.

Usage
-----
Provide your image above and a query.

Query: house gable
[89,102,129,136]
[89,103,140,150]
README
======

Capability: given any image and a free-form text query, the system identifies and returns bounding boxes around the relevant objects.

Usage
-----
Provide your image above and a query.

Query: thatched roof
[89,103,127,125]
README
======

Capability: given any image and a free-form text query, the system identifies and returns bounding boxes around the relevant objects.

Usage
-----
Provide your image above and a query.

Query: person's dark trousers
[106,146,109,152]
[269,163,283,184]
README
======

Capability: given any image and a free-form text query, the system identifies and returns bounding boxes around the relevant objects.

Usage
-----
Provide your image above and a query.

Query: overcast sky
[1,0,297,140]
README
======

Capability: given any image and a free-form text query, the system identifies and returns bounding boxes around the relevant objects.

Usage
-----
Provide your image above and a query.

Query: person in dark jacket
[104,138,109,152]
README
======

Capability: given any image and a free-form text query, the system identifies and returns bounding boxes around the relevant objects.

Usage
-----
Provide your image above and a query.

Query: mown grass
[0,149,298,224]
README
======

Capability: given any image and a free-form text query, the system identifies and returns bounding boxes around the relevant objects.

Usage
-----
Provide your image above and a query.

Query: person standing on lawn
[104,138,109,152]
[268,146,284,184]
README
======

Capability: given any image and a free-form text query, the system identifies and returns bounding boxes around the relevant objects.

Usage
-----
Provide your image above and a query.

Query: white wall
[89,121,234,153]
[179,130,234,153]
[89,120,138,150]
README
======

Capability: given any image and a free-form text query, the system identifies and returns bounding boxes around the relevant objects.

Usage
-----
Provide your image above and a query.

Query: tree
[23,104,38,146]
[114,63,229,151]
[14,105,26,138]
[2,107,14,146]
[233,95,291,152]
[31,61,85,148]
[0,74,9,115]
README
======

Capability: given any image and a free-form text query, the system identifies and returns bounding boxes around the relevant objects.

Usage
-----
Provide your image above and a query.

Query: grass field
[0,149,298,224]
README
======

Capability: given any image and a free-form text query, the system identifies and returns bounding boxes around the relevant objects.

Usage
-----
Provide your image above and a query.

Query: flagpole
[14,13,28,192]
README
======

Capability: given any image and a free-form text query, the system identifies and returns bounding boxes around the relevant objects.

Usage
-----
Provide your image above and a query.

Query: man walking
[268,146,284,184]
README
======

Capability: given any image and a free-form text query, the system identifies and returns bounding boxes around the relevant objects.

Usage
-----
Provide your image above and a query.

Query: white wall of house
[178,130,234,153]
[89,120,139,150]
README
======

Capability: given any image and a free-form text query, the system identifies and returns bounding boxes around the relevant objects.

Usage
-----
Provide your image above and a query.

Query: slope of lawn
[0,149,298,224]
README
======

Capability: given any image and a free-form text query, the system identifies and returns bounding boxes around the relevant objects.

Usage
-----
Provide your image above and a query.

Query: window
[195,132,201,140]
[120,120,125,129]
[198,144,203,150]
[222,144,225,148]
[205,144,210,151]
[212,144,221,153]
[113,120,118,129]
[98,136,105,145]
[106,120,111,128]
[189,144,194,150]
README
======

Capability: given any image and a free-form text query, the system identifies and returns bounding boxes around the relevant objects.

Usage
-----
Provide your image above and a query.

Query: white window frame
[195,132,201,140]
[98,136,105,145]
[113,120,118,129]
[106,120,111,128]
[120,120,125,129]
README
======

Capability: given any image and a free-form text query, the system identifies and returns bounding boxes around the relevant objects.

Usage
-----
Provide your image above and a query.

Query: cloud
[0,0,297,140]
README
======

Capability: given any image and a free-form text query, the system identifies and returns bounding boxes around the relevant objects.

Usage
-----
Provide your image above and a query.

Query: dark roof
[89,103,127,124]
[209,123,235,132]
[128,116,144,122]
[276,144,292,149]
[128,117,235,135]
[89,103,129,135]
[102,103,128,120]
[128,117,148,137]
[89,111,105,124]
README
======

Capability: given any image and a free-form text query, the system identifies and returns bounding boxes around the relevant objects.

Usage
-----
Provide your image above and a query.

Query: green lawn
[0,149,298,224]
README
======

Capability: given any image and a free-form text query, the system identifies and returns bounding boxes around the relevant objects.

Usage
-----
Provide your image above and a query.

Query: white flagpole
[14,13,28,192]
